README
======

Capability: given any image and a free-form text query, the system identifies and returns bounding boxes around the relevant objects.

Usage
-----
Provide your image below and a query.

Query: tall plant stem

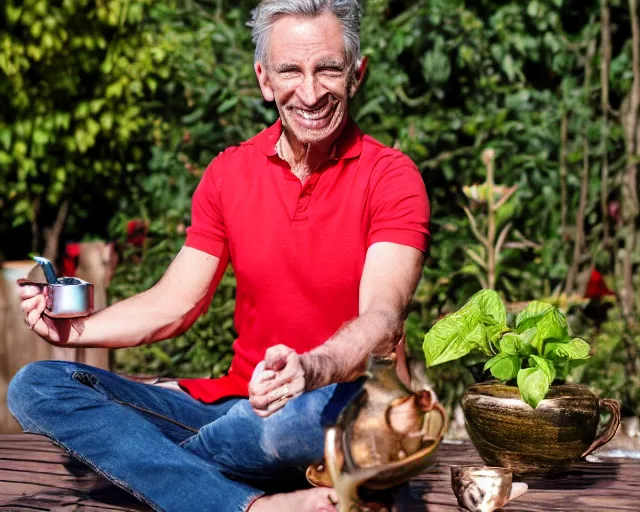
[560,112,569,237]
[621,0,640,330]
[566,39,597,295]
[487,155,496,290]
[600,0,612,247]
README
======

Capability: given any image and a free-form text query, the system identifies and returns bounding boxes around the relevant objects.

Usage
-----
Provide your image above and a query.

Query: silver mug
[17,257,94,319]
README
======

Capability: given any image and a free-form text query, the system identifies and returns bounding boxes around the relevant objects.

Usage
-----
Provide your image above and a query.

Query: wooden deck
[0,433,639,511]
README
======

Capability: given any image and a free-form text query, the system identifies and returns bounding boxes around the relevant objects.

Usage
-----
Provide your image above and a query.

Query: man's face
[255,12,353,146]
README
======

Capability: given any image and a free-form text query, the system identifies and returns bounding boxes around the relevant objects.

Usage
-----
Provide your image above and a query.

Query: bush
[103,0,640,418]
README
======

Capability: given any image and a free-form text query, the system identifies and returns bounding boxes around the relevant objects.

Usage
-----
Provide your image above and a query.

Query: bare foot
[249,487,339,512]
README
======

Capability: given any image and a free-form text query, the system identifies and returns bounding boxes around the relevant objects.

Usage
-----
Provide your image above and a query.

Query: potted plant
[423,290,621,476]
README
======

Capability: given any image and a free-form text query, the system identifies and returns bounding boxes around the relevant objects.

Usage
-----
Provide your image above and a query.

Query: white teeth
[295,107,327,120]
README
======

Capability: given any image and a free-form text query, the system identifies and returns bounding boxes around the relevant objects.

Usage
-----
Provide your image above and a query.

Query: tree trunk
[566,40,597,295]
[620,0,640,330]
[487,154,496,290]
[42,197,71,264]
[600,0,612,247]
[30,197,41,254]
[560,112,569,238]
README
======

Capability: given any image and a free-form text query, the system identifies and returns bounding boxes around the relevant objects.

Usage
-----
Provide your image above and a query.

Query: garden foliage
[2,0,639,411]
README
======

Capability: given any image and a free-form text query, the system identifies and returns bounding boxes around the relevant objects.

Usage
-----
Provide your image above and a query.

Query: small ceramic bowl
[450,465,528,512]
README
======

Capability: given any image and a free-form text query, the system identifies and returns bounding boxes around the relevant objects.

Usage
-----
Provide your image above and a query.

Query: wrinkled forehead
[265,12,347,69]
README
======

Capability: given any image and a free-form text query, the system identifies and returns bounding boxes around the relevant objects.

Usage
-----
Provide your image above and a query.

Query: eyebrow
[275,63,301,73]
[316,59,345,70]
[274,59,346,73]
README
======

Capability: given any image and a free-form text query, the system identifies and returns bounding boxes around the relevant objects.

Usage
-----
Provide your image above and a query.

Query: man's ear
[349,56,368,98]
[255,61,275,102]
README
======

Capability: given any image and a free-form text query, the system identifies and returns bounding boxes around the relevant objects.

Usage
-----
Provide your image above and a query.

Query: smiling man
[9,1,430,511]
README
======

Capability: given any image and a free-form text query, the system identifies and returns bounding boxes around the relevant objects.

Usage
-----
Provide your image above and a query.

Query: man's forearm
[300,309,404,390]
[57,289,196,349]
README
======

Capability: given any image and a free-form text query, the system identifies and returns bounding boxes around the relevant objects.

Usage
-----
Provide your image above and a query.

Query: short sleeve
[367,153,430,252]
[185,157,227,257]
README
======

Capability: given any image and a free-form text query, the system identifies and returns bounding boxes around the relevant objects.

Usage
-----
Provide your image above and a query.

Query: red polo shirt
[178,118,429,403]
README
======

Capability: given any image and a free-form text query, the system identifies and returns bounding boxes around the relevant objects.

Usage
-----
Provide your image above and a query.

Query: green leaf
[544,338,590,360]
[519,329,537,356]
[515,301,553,331]
[423,312,472,366]
[500,333,519,355]
[484,353,521,380]
[531,308,569,353]
[217,97,239,114]
[529,355,556,383]
[424,306,489,366]
[502,54,516,81]
[517,366,551,408]
[487,324,510,350]
[467,289,507,325]
[0,128,12,151]
[463,323,493,356]
[423,290,509,367]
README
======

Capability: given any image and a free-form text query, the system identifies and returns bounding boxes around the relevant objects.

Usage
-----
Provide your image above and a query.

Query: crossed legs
[7,361,358,512]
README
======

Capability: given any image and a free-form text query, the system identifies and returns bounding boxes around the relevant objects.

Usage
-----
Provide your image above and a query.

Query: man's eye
[279,68,300,76]
[318,69,344,77]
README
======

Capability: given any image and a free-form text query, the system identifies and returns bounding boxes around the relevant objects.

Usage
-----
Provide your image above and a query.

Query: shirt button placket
[294,181,315,220]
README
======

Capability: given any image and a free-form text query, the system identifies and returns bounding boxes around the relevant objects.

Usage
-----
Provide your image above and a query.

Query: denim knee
[7,360,69,425]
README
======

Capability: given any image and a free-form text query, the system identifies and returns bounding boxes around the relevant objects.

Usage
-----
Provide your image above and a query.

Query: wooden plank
[0,491,148,512]
[1,434,640,511]
[0,451,77,464]
[0,444,66,454]
[0,468,104,493]
[0,434,56,443]
[0,459,90,475]
[409,443,640,511]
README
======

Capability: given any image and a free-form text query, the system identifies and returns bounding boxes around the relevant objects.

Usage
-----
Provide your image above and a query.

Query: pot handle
[16,278,47,288]
[423,402,448,441]
[581,398,621,458]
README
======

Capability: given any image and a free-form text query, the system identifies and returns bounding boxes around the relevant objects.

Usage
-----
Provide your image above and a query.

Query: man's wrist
[300,350,333,391]
[52,316,87,346]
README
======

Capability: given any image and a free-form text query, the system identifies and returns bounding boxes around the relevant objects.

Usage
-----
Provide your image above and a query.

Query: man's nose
[296,74,323,107]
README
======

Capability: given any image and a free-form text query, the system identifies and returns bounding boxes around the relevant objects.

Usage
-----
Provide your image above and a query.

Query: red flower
[63,243,81,276]
[126,220,148,247]
[585,269,615,299]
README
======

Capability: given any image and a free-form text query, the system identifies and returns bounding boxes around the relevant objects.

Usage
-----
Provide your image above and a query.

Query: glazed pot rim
[465,382,597,402]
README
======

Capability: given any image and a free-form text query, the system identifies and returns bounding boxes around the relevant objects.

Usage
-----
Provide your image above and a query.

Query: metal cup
[17,256,94,319]
[44,277,94,318]
[450,465,528,512]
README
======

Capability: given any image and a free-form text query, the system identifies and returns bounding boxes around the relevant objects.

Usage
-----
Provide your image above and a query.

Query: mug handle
[581,398,621,458]
[16,278,47,287]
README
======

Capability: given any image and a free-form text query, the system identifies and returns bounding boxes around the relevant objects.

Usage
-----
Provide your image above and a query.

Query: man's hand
[19,284,80,345]
[249,345,306,417]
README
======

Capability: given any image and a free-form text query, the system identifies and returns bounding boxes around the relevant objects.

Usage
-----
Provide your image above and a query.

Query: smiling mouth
[290,98,337,123]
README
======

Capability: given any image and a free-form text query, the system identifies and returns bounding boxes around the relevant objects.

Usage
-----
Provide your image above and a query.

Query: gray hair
[248,0,362,69]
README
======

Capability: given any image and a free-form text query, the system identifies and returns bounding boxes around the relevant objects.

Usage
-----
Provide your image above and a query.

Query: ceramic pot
[461,382,621,476]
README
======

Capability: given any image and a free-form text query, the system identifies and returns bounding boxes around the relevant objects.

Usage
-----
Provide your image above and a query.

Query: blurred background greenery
[1,0,639,417]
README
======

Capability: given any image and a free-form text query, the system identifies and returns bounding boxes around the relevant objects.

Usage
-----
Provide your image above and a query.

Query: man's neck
[276,121,346,182]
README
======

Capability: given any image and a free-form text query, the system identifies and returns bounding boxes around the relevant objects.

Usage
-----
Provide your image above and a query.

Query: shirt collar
[258,117,362,160]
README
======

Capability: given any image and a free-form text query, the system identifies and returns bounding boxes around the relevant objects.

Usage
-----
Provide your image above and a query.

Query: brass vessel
[307,357,447,511]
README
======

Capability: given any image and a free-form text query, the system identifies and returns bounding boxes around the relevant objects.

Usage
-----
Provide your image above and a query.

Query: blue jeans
[7,360,362,512]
